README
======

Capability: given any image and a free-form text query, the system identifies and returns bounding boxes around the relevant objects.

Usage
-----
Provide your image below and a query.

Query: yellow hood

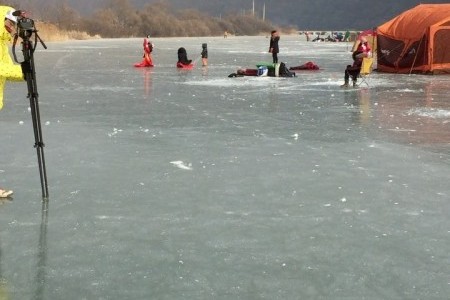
[0,5,24,110]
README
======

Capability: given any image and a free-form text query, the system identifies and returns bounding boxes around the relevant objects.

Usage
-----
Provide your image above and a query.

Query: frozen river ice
[0,36,449,299]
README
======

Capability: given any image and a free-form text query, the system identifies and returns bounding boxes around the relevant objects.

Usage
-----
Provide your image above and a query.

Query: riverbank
[35,21,301,42]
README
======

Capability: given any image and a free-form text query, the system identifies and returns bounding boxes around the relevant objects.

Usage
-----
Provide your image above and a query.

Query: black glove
[21,61,32,74]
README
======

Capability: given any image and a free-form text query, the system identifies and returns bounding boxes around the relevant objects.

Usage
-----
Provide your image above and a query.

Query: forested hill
[8,0,450,30]
[134,0,450,29]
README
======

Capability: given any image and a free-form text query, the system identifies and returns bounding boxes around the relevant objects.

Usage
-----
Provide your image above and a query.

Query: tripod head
[11,10,47,64]
[14,10,34,38]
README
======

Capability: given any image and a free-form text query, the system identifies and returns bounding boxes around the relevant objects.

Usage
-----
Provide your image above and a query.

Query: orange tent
[377,4,450,74]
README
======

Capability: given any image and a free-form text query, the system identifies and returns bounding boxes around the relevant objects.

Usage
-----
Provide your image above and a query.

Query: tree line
[4,0,280,38]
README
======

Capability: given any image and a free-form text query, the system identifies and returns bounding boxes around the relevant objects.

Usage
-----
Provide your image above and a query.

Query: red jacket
[143,38,153,54]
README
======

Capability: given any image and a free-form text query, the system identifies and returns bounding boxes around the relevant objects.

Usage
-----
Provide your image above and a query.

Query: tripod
[13,24,49,199]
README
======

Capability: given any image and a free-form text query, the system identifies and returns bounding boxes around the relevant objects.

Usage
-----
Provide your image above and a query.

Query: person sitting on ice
[341,37,371,87]
[177,47,192,67]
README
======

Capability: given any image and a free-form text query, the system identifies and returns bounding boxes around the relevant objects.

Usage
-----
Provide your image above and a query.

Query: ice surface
[0,36,449,299]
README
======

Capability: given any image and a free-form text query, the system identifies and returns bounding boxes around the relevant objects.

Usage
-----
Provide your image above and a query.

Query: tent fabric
[377,4,450,74]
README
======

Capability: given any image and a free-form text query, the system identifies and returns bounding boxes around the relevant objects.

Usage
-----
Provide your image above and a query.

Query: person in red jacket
[134,35,154,67]
[143,35,153,66]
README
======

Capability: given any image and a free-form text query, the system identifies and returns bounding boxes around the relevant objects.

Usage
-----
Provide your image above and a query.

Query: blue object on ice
[257,66,268,77]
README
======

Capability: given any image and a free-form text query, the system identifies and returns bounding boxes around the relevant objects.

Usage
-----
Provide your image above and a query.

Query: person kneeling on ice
[134,35,154,67]
[143,35,154,65]
[177,47,192,68]
[341,37,371,87]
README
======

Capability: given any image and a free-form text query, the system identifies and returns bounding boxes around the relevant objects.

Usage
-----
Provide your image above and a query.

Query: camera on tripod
[9,9,49,198]
[16,16,35,39]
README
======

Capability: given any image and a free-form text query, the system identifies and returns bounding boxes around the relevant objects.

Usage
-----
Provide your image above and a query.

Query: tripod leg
[29,95,49,198]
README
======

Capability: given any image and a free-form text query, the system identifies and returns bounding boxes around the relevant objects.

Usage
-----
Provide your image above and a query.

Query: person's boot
[340,79,349,87]
[352,80,357,87]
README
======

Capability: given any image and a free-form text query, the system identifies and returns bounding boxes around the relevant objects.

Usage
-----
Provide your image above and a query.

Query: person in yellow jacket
[0,6,25,198]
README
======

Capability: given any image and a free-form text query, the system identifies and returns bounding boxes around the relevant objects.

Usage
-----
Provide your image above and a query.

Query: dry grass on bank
[36,22,99,41]
[33,22,299,41]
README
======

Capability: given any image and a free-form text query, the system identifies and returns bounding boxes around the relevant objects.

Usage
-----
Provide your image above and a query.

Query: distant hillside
[131,0,450,30]
[8,0,450,30]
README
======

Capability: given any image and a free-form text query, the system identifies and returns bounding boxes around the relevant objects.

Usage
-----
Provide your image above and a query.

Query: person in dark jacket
[201,43,208,66]
[342,53,363,87]
[269,30,280,63]
[177,47,192,66]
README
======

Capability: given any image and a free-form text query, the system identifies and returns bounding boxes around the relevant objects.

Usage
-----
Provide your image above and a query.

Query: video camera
[12,10,36,39]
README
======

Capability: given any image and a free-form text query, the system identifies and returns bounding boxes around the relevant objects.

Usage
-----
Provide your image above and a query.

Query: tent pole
[409,33,425,75]
[371,27,376,58]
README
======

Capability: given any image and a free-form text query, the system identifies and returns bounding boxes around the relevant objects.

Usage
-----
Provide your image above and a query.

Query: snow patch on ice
[394,88,423,93]
[108,128,122,137]
[181,78,272,87]
[87,85,134,92]
[406,107,450,119]
[387,128,416,132]
[95,215,124,220]
[170,161,193,170]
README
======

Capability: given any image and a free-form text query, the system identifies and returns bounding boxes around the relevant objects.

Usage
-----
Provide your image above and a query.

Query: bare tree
[52,1,82,30]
